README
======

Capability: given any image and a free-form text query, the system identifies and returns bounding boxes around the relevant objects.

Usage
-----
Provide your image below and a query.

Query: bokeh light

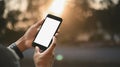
[56,54,64,61]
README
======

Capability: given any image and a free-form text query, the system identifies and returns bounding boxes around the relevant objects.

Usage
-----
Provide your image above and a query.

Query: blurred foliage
[59,0,120,47]
[0,0,120,47]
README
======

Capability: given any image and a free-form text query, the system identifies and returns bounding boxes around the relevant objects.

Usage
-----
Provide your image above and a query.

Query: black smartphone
[32,14,63,51]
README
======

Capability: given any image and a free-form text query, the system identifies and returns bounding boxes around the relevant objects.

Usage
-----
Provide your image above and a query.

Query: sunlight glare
[48,0,66,16]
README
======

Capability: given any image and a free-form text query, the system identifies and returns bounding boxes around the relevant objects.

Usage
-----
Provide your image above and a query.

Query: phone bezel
[32,14,62,51]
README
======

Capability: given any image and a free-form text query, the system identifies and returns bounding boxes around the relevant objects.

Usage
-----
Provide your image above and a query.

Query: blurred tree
[7,10,21,28]
[0,0,7,35]
[59,0,120,46]
[93,1,120,44]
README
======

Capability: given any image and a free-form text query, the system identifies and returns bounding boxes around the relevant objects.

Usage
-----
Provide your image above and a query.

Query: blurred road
[21,45,120,67]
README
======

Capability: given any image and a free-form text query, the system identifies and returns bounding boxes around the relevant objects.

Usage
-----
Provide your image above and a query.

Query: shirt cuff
[8,43,24,60]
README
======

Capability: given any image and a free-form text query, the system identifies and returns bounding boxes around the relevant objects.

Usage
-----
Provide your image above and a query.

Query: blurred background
[0,0,120,67]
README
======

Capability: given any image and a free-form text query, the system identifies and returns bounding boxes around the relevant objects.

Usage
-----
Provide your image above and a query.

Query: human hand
[33,37,56,67]
[15,20,43,52]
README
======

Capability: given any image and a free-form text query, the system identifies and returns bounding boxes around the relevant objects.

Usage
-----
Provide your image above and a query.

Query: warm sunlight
[48,0,66,16]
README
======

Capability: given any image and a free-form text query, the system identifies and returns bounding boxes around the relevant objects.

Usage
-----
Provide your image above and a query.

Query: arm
[15,20,44,52]
[8,20,44,59]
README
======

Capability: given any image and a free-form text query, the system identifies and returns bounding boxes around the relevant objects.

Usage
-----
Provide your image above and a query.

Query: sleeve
[7,43,24,60]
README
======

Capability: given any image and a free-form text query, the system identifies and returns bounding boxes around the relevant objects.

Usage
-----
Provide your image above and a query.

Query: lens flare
[48,0,66,16]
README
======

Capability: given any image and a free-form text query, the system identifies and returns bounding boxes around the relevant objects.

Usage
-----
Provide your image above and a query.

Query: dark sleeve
[8,43,24,60]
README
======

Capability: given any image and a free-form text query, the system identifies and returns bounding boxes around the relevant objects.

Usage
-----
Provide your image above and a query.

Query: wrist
[8,43,24,59]
[15,36,27,52]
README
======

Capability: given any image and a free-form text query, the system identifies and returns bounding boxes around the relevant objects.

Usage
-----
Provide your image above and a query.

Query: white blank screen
[34,17,60,47]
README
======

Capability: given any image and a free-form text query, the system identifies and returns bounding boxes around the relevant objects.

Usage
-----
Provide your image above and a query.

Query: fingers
[34,46,40,54]
[55,29,60,38]
[49,36,56,52]
[57,29,60,33]
[34,20,44,28]
[44,37,56,54]
[55,33,59,38]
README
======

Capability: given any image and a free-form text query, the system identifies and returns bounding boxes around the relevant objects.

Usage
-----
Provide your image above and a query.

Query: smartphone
[32,14,63,51]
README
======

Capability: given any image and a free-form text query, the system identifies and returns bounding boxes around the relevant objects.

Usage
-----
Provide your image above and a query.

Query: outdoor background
[0,0,120,67]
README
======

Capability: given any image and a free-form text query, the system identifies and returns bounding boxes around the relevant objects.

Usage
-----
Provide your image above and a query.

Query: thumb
[44,36,56,53]
[34,46,40,54]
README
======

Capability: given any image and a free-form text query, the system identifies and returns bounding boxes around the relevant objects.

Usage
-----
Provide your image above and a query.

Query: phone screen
[34,16,61,47]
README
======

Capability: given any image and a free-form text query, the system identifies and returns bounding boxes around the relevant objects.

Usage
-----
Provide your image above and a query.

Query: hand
[15,20,43,52]
[33,37,56,67]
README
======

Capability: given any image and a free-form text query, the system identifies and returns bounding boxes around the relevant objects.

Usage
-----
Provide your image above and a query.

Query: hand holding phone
[32,14,63,51]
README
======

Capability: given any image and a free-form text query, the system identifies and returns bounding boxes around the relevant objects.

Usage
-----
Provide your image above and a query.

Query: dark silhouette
[0,0,7,33]
[0,45,19,67]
